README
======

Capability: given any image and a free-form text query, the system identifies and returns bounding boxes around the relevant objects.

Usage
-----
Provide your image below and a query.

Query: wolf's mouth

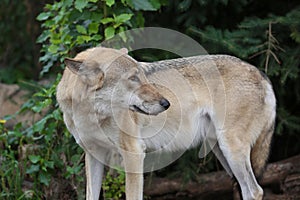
[129,105,150,115]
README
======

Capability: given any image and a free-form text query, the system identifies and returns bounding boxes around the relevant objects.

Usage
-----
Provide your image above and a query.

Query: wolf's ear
[119,48,128,54]
[65,57,104,87]
[64,58,83,74]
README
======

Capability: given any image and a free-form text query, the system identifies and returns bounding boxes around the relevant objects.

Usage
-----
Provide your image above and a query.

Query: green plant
[36,0,165,76]
[0,76,85,199]
[0,121,24,198]
[102,168,126,199]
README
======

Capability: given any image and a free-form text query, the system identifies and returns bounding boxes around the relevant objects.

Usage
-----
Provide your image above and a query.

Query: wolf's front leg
[85,152,104,200]
[120,133,145,200]
[117,111,145,200]
[123,152,144,200]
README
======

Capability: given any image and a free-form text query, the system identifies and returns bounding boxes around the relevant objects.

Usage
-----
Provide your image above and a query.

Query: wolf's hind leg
[212,141,244,199]
[218,136,263,200]
[211,142,233,177]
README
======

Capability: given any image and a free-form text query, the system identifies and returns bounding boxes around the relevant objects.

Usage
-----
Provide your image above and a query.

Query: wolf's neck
[140,56,210,75]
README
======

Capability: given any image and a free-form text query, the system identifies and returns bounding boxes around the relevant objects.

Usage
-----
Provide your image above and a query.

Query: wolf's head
[65,47,170,115]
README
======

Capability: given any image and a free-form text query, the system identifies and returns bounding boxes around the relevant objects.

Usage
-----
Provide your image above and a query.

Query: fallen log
[144,154,300,199]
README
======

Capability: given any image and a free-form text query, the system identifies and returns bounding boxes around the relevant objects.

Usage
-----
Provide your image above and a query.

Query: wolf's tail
[250,81,276,179]
[250,121,275,178]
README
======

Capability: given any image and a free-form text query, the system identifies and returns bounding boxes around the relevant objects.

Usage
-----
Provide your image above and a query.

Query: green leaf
[71,154,82,164]
[44,160,55,169]
[29,155,41,164]
[52,109,62,120]
[101,17,114,24]
[39,172,51,186]
[76,25,87,34]
[82,35,92,41]
[91,12,103,21]
[106,0,115,7]
[63,0,74,7]
[50,38,61,45]
[26,164,40,174]
[66,164,84,178]
[113,23,122,29]
[76,36,85,44]
[115,13,133,23]
[48,44,59,53]
[44,19,55,27]
[37,30,50,43]
[104,27,115,39]
[127,0,156,11]
[75,0,88,12]
[31,99,52,112]
[76,35,92,44]
[149,0,162,9]
[32,117,48,133]
[36,12,51,21]
[92,34,103,41]
[88,23,99,34]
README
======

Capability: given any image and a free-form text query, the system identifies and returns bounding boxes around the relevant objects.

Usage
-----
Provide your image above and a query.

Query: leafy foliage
[102,169,126,199]
[36,0,164,75]
[0,76,85,199]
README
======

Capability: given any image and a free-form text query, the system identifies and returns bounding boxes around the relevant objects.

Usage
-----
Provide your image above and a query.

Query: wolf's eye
[128,75,140,82]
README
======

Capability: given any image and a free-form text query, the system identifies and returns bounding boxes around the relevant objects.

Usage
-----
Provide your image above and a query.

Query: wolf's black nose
[160,98,170,110]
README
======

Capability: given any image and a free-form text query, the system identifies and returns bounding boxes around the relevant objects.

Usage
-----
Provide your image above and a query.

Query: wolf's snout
[160,98,170,110]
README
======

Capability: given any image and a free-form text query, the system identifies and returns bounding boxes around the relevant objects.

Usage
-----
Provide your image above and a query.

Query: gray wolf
[56,47,276,200]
